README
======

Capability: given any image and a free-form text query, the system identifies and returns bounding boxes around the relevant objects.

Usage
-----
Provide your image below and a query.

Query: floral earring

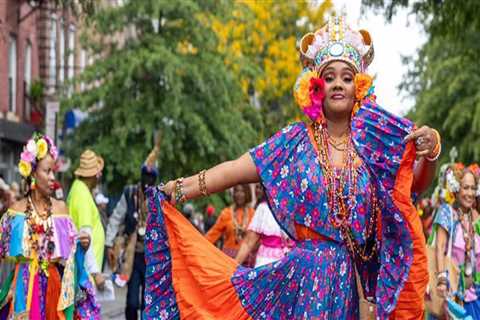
[31,177,36,191]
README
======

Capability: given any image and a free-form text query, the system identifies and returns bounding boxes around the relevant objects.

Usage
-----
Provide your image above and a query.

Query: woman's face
[32,154,56,197]
[321,61,356,116]
[233,185,247,207]
[458,172,476,210]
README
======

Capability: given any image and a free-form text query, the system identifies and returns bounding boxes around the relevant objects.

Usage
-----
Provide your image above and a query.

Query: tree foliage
[62,0,261,194]
[213,0,332,137]
[362,0,480,164]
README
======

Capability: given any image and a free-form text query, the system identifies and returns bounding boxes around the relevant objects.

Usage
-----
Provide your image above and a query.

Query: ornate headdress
[18,133,58,179]
[293,15,375,122]
[299,15,374,74]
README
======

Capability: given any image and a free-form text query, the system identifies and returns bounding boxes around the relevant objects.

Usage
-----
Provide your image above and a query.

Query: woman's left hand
[79,232,91,250]
[404,125,439,159]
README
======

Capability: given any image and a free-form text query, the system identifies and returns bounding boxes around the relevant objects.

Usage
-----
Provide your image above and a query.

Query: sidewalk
[100,286,127,320]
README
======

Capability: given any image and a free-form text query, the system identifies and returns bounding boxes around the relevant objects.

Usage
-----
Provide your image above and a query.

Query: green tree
[362,0,480,164]
[213,0,332,137]
[63,0,262,195]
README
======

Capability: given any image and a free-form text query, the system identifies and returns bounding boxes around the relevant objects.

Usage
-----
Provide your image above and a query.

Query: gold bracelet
[175,178,187,203]
[199,170,209,196]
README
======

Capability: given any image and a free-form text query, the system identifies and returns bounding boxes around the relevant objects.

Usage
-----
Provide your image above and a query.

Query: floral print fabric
[143,102,418,319]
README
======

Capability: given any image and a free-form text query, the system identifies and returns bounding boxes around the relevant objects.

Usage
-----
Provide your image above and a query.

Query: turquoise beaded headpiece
[300,15,374,74]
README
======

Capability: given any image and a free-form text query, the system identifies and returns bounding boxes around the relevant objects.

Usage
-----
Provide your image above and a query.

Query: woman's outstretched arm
[162,152,259,203]
[235,231,260,265]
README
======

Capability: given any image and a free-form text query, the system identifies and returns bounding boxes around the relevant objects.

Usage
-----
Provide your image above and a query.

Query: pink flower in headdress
[49,144,59,160]
[294,71,326,122]
[21,150,35,163]
[309,77,325,107]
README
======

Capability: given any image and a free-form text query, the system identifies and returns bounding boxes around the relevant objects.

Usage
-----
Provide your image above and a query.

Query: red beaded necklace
[313,122,378,262]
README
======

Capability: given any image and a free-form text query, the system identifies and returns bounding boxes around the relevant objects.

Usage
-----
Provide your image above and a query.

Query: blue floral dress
[143,102,428,319]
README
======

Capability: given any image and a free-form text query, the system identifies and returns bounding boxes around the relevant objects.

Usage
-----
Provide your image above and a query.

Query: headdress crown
[300,14,374,73]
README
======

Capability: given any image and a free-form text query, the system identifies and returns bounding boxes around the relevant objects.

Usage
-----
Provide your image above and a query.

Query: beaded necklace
[458,208,475,277]
[313,122,379,261]
[232,206,249,244]
[26,196,55,264]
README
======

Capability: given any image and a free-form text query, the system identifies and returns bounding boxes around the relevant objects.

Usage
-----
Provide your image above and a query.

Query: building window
[59,18,65,83]
[68,24,76,80]
[8,35,17,113]
[48,16,57,89]
[24,41,32,120]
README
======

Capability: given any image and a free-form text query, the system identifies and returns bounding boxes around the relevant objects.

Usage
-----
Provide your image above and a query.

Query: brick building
[0,0,84,183]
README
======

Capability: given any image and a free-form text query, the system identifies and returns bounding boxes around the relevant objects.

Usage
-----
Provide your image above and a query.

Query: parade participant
[204,204,217,233]
[105,146,159,320]
[67,149,106,289]
[205,184,255,262]
[433,167,480,318]
[145,15,439,319]
[236,183,293,267]
[0,134,100,319]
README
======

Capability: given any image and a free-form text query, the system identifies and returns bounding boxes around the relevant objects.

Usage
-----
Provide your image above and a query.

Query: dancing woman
[145,16,439,319]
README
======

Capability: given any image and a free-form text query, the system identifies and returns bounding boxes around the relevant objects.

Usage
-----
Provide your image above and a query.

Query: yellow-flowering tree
[213,0,332,137]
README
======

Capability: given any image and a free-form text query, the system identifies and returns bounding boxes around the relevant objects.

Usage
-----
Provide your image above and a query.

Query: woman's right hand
[437,283,448,298]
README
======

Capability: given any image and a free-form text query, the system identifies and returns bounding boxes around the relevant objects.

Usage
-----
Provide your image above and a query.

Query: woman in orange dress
[205,184,255,263]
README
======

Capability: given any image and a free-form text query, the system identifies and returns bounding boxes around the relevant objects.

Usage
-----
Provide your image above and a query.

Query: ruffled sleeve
[248,202,285,238]
[249,122,311,239]
[433,204,453,234]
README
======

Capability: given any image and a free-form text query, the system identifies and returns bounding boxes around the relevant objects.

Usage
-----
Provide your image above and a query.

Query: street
[101,286,127,320]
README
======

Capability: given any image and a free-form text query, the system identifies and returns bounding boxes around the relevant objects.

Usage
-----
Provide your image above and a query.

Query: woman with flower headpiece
[145,15,439,319]
[429,165,480,318]
[0,134,100,319]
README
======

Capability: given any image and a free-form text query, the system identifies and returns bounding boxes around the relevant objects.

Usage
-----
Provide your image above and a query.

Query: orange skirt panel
[162,202,252,320]
[390,142,429,319]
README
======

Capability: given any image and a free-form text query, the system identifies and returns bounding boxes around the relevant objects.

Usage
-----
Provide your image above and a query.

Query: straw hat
[74,149,104,177]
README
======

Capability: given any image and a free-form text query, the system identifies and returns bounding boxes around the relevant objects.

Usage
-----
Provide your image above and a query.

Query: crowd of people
[0,137,290,320]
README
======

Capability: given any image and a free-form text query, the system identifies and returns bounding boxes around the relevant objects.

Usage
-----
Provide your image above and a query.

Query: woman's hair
[456,168,478,188]
[233,184,252,206]
[255,185,266,208]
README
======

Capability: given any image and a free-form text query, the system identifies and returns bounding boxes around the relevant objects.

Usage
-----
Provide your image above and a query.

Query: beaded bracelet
[199,170,209,197]
[175,178,187,204]
[426,129,441,162]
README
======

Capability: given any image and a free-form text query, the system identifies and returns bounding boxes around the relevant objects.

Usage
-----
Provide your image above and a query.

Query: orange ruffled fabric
[390,142,429,319]
[162,201,252,319]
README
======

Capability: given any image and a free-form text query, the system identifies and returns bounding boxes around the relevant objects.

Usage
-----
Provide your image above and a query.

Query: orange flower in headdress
[354,73,373,101]
[468,163,480,178]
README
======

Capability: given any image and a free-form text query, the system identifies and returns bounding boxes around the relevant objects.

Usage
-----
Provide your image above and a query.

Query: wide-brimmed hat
[74,149,104,177]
